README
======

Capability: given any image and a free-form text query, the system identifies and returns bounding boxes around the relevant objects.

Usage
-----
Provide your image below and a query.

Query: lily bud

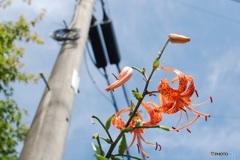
[168,33,191,44]
[105,66,133,92]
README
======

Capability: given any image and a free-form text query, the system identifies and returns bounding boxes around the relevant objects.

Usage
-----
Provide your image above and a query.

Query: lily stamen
[170,115,200,132]
[185,105,210,118]
[195,90,199,97]
[190,97,213,107]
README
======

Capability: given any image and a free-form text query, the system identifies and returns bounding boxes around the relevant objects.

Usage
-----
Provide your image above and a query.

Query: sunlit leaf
[94,154,108,160]
[130,100,136,111]
[153,57,160,70]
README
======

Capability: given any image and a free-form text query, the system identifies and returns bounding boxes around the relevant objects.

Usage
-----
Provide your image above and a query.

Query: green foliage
[94,154,108,160]
[132,88,143,100]
[0,16,42,91]
[118,134,127,156]
[105,114,114,131]
[92,142,104,156]
[152,57,160,70]
[0,1,45,159]
[0,99,28,159]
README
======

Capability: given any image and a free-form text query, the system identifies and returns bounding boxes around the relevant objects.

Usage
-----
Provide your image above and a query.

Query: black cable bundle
[100,2,121,65]
[88,16,107,68]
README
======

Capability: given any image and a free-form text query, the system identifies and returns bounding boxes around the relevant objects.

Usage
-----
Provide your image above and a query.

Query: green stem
[105,39,170,158]
[105,131,125,158]
[131,66,148,80]
[158,39,170,59]
[96,135,104,156]
[133,125,170,131]
[125,69,155,127]
[112,154,143,160]
[92,115,113,143]
[105,69,155,159]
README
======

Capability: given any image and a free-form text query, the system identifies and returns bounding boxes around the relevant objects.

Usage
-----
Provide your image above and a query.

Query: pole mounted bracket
[51,21,81,41]
[40,73,51,90]
[51,28,81,41]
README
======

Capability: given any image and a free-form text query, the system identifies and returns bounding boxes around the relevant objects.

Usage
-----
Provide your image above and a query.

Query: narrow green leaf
[130,100,136,111]
[105,114,114,131]
[99,136,112,144]
[91,142,103,155]
[118,134,127,155]
[94,153,108,160]
[110,157,121,160]
[153,57,160,70]
[132,89,143,100]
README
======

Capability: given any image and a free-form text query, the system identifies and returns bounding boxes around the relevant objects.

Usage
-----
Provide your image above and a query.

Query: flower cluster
[104,34,212,158]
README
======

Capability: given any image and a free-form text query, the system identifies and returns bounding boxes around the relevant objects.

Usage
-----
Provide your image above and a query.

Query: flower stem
[96,135,104,156]
[112,154,143,160]
[92,115,113,143]
[125,69,155,127]
[105,39,170,158]
[105,69,155,159]
[158,39,169,59]
[133,125,170,131]
[105,131,125,158]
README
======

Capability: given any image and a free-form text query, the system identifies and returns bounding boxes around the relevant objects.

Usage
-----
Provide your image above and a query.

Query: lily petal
[105,66,133,92]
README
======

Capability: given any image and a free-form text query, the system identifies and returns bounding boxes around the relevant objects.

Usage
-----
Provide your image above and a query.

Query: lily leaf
[118,134,127,155]
[91,142,104,156]
[99,136,112,144]
[153,57,160,70]
[110,157,121,160]
[94,153,108,160]
[132,89,143,100]
[130,100,136,111]
[105,114,114,131]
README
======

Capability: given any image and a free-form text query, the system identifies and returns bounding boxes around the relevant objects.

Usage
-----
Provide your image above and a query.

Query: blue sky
[1,0,240,159]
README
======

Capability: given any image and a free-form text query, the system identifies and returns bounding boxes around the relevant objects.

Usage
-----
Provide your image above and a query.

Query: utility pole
[19,0,94,159]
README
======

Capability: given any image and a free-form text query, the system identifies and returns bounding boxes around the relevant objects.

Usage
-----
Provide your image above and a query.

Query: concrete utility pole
[19,0,94,160]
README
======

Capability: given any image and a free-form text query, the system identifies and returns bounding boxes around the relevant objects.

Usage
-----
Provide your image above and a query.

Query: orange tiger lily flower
[105,66,133,92]
[112,102,162,158]
[168,33,191,44]
[141,101,162,126]
[158,66,212,131]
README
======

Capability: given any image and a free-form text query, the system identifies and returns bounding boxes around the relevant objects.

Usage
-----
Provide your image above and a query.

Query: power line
[172,0,240,24]
[84,45,113,104]
[86,40,119,112]
[211,115,240,119]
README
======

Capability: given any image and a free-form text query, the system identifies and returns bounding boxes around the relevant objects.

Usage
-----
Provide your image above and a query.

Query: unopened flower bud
[168,33,191,44]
